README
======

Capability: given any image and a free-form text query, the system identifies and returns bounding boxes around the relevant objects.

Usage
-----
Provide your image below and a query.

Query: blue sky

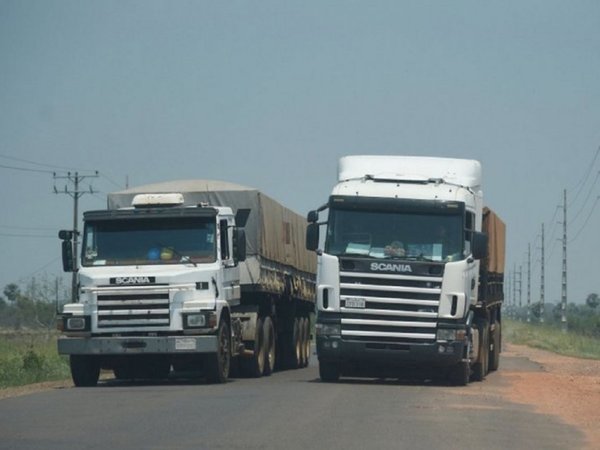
[1,1,599,306]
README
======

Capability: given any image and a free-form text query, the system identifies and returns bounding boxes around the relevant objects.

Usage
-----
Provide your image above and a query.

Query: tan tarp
[482,207,505,275]
[107,180,316,301]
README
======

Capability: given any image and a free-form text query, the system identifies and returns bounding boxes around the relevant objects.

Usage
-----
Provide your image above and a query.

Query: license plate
[345,298,366,308]
[175,338,196,351]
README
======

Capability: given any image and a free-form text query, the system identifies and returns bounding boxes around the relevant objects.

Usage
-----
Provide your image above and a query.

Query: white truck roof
[338,155,482,190]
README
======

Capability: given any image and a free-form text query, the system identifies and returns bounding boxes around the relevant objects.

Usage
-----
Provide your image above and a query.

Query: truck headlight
[65,316,88,331]
[185,314,207,328]
[316,323,341,336]
[437,329,467,342]
[184,312,217,329]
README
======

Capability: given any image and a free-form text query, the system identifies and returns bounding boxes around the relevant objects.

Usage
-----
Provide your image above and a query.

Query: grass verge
[0,331,70,389]
[504,319,600,360]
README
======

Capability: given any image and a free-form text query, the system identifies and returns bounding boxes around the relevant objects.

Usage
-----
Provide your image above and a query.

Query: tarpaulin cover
[482,207,505,275]
[107,180,316,301]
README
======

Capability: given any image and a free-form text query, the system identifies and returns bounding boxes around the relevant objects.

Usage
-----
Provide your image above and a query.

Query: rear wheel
[302,317,311,368]
[205,319,231,384]
[319,361,340,382]
[472,322,489,382]
[489,320,501,372]
[70,355,100,387]
[262,316,276,376]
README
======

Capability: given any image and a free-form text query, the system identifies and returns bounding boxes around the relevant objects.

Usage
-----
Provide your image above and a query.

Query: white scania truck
[58,180,315,386]
[306,156,505,385]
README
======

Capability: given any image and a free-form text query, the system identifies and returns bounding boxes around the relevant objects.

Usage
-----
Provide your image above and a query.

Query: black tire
[298,317,307,368]
[294,317,302,368]
[489,320,501,372]
[240,317,265,377]
[262,316,276,376]
[319,361,340,382]
[205,319,231,384]
[448,361,470,386]
[472,322,489,382]
[302,317,311,368]
[70,355,100,387]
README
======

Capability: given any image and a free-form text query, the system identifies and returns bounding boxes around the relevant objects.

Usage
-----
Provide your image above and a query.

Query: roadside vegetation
[0,277,71,389]
[504,318,600,360]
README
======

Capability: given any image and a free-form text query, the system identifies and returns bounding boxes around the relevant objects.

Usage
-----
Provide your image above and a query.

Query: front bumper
[58,335,218,355]
[317,336,466,370]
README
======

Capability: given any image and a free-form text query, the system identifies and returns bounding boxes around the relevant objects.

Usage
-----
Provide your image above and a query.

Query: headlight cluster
[316,323,341,336]
[436,328,467,342]
[184,312,216,329]
[58,316,90,332]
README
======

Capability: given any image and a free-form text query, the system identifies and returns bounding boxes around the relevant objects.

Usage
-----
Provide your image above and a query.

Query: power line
[0,153,93,172]
[569,196,600,243]
[0,163,54,174]
[569,145,600,206]
[0,232,55,238]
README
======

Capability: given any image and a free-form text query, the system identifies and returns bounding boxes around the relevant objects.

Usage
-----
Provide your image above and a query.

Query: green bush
[0,331,70,388]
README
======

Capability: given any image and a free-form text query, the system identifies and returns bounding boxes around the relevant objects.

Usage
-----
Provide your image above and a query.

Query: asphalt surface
[0,352,584,450]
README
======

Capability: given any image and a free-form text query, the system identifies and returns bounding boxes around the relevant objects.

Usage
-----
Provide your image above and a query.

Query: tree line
[507,293,600,337]
[0,276,68,330]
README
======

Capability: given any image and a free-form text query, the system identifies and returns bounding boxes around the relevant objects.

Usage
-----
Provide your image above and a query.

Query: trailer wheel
[293,317,302,368]
[205,320,231,384]
[262,316,276,376]
[319,361,340,382]
[448,361,470,386]
[240,317,265,377]
[472,322,489,382]
[302,317,311,368]
[70,355,100,387]
[488,320,501,372]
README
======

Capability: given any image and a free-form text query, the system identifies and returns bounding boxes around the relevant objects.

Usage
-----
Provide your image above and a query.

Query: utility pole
[540,223,545,323]
[512,264,517,320]
[519,265,523,320]
[561,189,568,333]
[506,271,512,318]
[527,244,531,323]
[54,171,99,302]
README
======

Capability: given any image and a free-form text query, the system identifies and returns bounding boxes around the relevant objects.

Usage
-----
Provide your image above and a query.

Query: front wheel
[448,361,470,386]
[205,319,231,384]
[70,355,100,387]
[319,361,340,382]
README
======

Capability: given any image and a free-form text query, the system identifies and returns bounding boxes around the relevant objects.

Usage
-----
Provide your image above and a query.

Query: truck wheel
[319,361,340,382]
[262,316,276,376]
[294,317,302,368]
[302,317,311,368]
[240,317,265,377]
[205,320,231,384]
[488,321,501,372]
[70,355,100,387]
[448,361,469,386]
[472,322,489,382]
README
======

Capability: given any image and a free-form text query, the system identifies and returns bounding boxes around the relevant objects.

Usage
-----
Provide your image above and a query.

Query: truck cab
[58,192,247,385]
[307,156,503,385]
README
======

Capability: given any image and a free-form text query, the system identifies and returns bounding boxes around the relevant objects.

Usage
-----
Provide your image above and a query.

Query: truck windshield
[325,208,464,262]
[82,217,217,266]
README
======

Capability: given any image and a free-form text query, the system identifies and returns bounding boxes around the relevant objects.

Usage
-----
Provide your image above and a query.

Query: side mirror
[306,223,319,252]
[307,210,319,223]
[59,229,73,240]
[233,228,247,262]
[472,231,488,260]
[61,239,74,272]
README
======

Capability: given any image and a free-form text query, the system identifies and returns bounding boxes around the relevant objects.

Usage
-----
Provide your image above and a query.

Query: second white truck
[306,156,505,385]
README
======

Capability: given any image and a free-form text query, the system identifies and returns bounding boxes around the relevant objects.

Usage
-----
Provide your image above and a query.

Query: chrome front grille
[97,291,170,329]
[340,271,442,344]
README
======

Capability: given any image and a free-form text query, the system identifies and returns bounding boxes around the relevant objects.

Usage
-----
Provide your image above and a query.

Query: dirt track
[499,343,600,449]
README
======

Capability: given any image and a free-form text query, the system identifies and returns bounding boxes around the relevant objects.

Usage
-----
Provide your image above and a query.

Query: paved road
[0,353,584,450]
